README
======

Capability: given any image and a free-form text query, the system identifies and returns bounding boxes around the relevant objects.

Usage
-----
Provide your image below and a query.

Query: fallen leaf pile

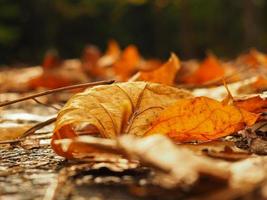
[1,40,267,199]
[55,134,267,191]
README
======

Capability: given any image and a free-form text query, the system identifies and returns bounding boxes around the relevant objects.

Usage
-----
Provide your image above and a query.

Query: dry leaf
[145,96,259,142]
[237,49,267,68]
[0,123,33,141]
[113,45,141,81]
[28,56,88,89]
[138,53,180,85]
[137,59,162,71]
[0,67,42,92]
[98,40,121,67]
[52,81,192,157]
[28,52,71,89]
[42,50,62,69]
[192,76,258,100]
[81,45,105,78]
[55,134,267,190]
[29,73,72,89]
[234,94,267,114]
[251,76,267,91]
[55,134,230,187]
[184,54,224,84]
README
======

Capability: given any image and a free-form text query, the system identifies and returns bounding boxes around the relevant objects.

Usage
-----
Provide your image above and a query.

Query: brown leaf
[52,81,192,157]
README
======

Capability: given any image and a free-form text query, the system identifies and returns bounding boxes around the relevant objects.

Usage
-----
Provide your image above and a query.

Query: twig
[0,138,23,144]
[32,98,61,111]
[0,80,115,107]
[20,117,57,138]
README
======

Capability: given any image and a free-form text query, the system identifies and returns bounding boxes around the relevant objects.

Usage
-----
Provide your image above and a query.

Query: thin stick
[20,117,57,138]
[0,80,115,107]
[0,138,22,144]
[32,98,61,111]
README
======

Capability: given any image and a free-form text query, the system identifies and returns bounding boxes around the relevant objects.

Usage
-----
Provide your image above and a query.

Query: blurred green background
[0,0,267,65]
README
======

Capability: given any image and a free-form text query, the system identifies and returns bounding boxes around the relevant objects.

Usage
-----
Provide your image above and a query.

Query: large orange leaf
[138,53,180,85]
[145,96,259,142]
[184,54,224,84]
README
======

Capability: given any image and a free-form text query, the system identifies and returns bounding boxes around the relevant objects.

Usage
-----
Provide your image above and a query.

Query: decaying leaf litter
[1,41,267,200]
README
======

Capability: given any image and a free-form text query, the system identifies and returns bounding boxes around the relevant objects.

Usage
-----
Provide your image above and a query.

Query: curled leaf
[138,53,180,85]
[52,81,192,157]
[145,96,259,142]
